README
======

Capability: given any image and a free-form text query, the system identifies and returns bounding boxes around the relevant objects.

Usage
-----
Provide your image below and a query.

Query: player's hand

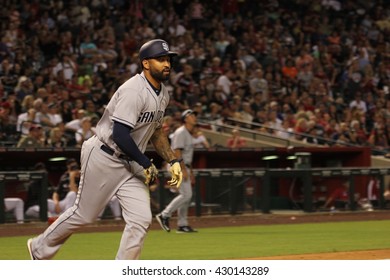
[167,162,182,189]
[144,161,158,186]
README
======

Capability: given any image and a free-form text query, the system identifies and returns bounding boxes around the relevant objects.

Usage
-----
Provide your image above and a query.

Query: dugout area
[1,145,389,223]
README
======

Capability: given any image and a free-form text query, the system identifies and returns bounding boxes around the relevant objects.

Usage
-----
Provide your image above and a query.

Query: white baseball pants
[4,197,24,223]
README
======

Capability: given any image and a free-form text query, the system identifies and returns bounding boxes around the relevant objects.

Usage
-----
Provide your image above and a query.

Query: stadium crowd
[0,0,390,156]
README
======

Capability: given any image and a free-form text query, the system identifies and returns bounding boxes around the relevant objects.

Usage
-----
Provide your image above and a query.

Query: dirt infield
[1,210,389,259]
[252,249,390,260]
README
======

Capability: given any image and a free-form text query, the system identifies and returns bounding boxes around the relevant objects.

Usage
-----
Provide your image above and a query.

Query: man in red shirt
[323,179,349,210]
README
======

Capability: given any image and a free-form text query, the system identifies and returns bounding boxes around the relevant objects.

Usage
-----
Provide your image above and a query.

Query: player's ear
[142,59,149,70]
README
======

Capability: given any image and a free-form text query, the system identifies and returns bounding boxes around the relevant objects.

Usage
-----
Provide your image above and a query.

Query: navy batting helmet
[139,39,178,61]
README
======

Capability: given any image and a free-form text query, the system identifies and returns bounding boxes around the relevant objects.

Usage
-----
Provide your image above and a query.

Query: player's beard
[150,68,170,82]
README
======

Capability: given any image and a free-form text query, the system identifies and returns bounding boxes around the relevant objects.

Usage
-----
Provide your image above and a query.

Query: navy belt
[100,144,132,161]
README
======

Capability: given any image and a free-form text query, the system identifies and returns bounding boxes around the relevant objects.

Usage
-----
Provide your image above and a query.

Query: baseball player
[156,109,198,233]
[27,39,183,260]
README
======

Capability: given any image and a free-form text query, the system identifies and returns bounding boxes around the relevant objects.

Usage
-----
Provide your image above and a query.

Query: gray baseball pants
[162,166,192,227]
[28,136,152,260]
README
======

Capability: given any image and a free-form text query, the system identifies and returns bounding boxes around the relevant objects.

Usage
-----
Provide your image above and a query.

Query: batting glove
[144,161,158,186]
[168,161,183,189]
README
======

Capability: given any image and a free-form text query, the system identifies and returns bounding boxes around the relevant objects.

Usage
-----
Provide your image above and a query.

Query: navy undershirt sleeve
[112,121,151,168]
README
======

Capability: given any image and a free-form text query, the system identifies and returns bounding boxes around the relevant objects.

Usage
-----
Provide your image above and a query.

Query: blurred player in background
[156,109,198,233]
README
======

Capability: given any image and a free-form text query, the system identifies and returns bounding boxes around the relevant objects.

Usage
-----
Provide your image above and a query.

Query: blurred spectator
[192,102,205,119]
[349,92,367,114]
[20,94,35,113]
[250,93,264,114]
[16,108,39,136]
[66,75,91,99]
[52,53,78,82]
[16,123,45,148]
[187,43,205,82]
[294,117,309,141]
[47,126,68,148]
[75,116,94,147]
[322,179,350,210]
[204,102,223,125]
[249,68,268,103]
[36,102,54,130]
[295,48,314,74]
[15,76,33,102]
[282,58,298,80]
[84,99,100,119]
[266,110,283,135]
[209,56,224,75]
[367,125,389,155]
[64,108,86,138]
[79,34,98,59]
[332,122,353,146]
[47,103,63,127]
[226,128,246,148]
[192,125,210,148]
[240,101,254,125]
[168,18,187,37]
[0,0,389,154]
[216,69,236,102]
[174,64,196,106]
[58,100,74,124]
[98,39,118,63]
[350,119,368,145]
[0,101,17,139]
[189,0,205,35]
[303,127,321,145]
[171,85,189,111]
[252,109,268,128]
[275,119,294,139]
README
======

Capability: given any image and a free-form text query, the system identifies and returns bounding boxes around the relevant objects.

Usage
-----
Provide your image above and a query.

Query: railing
[157,167,389,216]
[260,167,388,213]
[1,167,389,223]
[199,117,386,155]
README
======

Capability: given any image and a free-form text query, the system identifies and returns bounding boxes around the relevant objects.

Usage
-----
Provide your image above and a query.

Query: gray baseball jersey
[170,126,194,166]
[95,72,168,153]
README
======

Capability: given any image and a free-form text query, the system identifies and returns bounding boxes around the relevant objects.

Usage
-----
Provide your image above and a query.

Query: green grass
[1,220,390,260]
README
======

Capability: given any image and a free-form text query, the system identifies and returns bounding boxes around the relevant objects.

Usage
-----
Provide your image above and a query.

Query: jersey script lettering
[137,110,164,124]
